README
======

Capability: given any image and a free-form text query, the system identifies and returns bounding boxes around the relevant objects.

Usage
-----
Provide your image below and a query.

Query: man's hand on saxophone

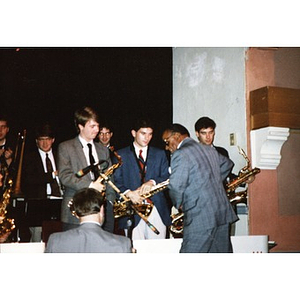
[138,180,155,195]
[125,180,155,204]
[125,189,143,204]
[89,178,106,193]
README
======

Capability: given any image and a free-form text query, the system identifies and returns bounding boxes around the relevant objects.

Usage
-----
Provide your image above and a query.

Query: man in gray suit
[58,106,115,232]
[45,188,133,253]
[162,124,238,253]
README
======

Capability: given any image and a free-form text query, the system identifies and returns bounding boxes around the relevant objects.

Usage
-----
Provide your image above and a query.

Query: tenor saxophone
[113,179,169,218]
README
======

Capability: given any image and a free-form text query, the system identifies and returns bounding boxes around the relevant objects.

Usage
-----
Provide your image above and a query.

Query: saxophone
[0,177,15,236]
[169,147,260,235]
[113,179,169,218]
[69,149,123,217]
[226,147,260,196]
[0,130,26,239]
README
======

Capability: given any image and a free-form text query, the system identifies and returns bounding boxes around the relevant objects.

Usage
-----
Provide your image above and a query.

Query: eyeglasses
[99,132,111,136]
[163,133,174,146]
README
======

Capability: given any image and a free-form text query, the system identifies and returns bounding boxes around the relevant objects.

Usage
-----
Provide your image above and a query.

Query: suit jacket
[45,222,132,253]
[113,144,171,229]
[57,136,115,230]
[23,149,61,199]
[168,137,238,233]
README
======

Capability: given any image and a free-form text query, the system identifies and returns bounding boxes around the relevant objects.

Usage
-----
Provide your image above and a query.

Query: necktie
[45,153,61,197]
[138,149,146,183]
[87,143,99,179]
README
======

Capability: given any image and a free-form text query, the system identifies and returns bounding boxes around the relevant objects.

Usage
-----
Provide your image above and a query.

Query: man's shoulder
[58,137,79,148]
[148,145,164,153]
[114,146,132,156]
[214,146,229,158]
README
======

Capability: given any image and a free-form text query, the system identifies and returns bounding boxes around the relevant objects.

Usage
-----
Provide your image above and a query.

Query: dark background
[0,47,173,152]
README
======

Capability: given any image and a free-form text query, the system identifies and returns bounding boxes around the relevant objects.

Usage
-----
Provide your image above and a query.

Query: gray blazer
[57,137,115,227]
[169,137,238,232]
[45,223,132,253]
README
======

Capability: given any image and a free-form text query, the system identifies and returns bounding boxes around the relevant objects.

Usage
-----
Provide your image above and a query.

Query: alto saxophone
[0,178,16,236]
[169,147,260,236]
[113,179,169,218]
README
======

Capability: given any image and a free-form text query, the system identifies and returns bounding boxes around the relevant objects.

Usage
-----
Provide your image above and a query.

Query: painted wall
[246,47,300,252]
[173,47,247,175]
[172,47,249,235]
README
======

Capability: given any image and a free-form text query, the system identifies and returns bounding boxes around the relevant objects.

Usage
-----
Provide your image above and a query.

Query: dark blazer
[57,137,115,231]
[45,222,132,253]
[23,149,61,199]
[168,138,238,234]
[113,144,171,229]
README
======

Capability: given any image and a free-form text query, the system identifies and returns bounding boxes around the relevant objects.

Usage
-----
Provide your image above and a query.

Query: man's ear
[99,205,105,225]
[131,130,136,138]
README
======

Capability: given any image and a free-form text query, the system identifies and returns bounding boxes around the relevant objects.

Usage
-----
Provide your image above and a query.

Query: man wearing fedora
[23,123,63,242]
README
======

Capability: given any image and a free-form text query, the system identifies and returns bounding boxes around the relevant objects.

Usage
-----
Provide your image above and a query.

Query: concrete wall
[173,47,247,174]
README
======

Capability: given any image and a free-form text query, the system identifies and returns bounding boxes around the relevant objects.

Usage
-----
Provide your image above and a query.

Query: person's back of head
[69,188,105,218]
[194,117,216,132]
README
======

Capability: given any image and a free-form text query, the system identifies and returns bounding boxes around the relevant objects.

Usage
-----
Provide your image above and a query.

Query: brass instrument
[0,178,15,236]
[0,130,26,238]
[69,150,123,216]
[226,146,260,195]
[12,130,26,197]
[169,147,260,236]
[113,179,169,218]
[104,177,161,235]
[169,210,184,235]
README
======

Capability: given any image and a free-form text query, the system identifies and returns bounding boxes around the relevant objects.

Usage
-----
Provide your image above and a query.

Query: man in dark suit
[162,124,238,253]
[45,188,133,253]
[97,123,115,162]
[58,106,115,232]
[113,119,171,240]
[23,123,63,242]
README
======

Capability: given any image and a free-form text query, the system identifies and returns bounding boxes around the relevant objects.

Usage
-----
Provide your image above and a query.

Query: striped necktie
[138,149,146,183]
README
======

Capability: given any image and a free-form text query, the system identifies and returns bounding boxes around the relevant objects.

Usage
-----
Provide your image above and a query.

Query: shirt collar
[133,143,148,156]
[80,221,102,226]
[78,135,94,148]
[38,148,52,157]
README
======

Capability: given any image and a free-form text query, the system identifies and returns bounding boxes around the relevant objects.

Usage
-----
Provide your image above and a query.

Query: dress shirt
[133,144,156,185]
[38,148,61,198]
[78,135,99,180]
[133,144,148,161]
